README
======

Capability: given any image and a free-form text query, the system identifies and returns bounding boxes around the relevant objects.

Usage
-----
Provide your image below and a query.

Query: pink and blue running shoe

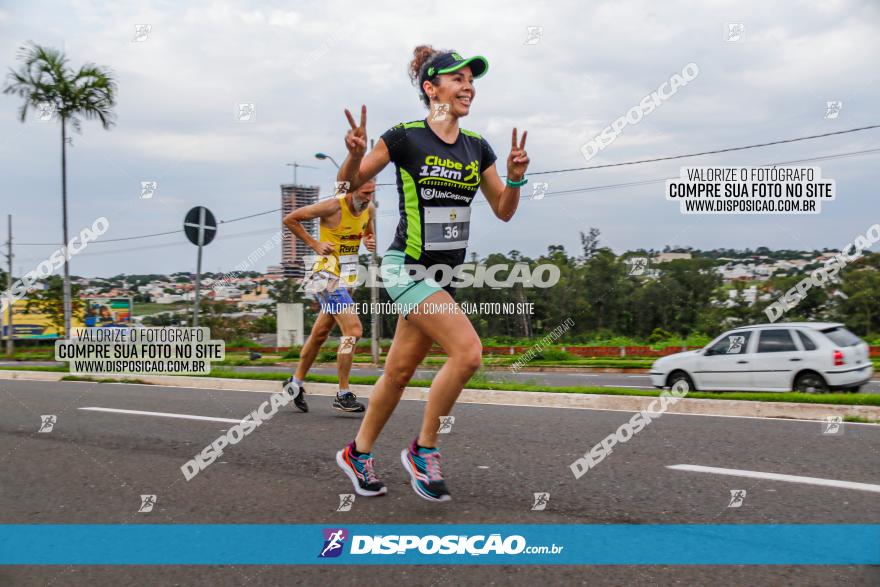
[336,441,387,497]
[400,439,451,502]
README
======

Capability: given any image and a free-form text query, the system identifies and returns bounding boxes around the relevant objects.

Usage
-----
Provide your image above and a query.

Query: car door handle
[789,358,802,362]
[737,360,748,364]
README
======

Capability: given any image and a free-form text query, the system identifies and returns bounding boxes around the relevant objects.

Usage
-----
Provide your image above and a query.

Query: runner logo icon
[38,415,57,433]
[319,528,348,558]
[727,335,745,354]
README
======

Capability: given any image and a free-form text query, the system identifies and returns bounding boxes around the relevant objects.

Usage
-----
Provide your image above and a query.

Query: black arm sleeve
[480,137,497,172]
[380,124,407,164]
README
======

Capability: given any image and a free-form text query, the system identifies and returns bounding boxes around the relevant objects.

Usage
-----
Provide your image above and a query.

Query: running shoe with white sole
[282,376,309,412]
[332,391,365,413]
[336,441,387,497]
[400,439,451,502]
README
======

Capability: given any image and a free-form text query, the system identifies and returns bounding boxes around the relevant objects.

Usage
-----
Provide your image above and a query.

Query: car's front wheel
[794,371,829,394]
[667,371,696,392]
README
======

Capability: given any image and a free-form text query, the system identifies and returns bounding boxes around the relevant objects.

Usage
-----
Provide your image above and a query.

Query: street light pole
[367,140,381,365]
[5,215,13,357]
[314,152,340,169]
[369,200,380,366]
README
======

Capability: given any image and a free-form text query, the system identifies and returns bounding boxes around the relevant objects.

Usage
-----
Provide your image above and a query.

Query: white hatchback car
[650,322,874,393]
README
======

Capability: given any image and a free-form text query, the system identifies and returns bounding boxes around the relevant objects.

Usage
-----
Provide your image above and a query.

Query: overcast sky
[1,0,878,278]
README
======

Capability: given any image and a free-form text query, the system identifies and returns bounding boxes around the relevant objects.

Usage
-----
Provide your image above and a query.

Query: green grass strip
[4,364,878,406]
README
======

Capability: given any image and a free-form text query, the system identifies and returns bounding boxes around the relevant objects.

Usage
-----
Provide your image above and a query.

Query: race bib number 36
[424,206,471,251]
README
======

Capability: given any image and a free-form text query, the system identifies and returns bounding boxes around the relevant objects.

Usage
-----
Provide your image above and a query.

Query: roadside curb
[2,369,877,423]
[280,362,653,373]
[4,361,878,379]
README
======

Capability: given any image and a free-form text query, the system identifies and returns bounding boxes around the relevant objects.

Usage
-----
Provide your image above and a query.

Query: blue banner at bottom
[1,525,878,565]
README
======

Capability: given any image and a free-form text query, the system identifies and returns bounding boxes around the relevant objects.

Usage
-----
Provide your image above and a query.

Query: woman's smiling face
[425,65,475,118]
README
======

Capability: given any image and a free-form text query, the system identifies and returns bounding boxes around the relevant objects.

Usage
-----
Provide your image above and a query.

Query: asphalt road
[1,379,879,585]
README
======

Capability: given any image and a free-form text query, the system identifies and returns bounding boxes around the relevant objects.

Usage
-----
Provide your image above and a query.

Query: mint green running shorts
[381,250,444,317]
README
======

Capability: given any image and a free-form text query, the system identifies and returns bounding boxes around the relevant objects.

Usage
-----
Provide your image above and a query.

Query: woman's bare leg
[354,313,433,452]
[353,290,481,451]
[405,292,482,448]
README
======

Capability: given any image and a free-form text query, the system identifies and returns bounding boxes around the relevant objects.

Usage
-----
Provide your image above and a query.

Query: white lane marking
[667,464,880,494]
[626,375,651,378]
[79,407,241,424]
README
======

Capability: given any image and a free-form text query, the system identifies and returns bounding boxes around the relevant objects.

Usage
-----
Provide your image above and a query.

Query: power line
[34,137,865,261]
[218,138,880,221]
[158,142,880,223]
[525,124,880,176]
[17,144,880,237]
[375,146,880,215]
[14,128,880,244]
[48,226,282,258]
[15,205,285,247]
[16,209,286,246]
[220,209,279,224]
[761,146,880,166]
[13,145,879,258]
[17,228,183,246]
[531,146,880,201]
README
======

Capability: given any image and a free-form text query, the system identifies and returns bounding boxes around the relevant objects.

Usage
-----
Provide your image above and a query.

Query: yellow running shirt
[312,194,370,287]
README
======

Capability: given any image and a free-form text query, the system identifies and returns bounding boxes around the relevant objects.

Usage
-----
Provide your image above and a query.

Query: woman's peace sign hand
[507,128,529,181]
[344,105,368,158]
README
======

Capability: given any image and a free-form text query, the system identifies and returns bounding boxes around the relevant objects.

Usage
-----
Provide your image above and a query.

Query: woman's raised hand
[507,128,529,181]
[344,105,368,158]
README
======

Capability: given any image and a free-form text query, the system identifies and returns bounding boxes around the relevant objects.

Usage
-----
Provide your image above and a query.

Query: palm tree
[3,42,116,338]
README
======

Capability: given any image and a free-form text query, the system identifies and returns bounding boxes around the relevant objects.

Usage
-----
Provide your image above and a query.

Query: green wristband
[506,177,528,188]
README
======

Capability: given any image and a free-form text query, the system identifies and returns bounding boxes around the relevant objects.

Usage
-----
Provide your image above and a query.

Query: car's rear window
[820,327,861,347]
[757,329,797,353]
[796,330,817,351]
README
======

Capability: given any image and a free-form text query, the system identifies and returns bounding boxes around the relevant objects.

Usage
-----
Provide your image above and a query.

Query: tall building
[281,184,320,279]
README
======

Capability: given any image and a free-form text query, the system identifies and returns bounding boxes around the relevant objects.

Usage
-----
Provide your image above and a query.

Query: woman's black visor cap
[422,52,489,84]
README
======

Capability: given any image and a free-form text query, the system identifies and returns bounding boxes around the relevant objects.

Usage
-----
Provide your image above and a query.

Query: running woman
[282,180,376,413]
[335,46,529,500]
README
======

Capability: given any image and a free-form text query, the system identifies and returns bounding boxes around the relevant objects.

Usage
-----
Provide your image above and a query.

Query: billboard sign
[1,297,132,340]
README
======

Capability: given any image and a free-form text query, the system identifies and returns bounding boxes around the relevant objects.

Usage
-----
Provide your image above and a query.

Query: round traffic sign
[183,206,217,246]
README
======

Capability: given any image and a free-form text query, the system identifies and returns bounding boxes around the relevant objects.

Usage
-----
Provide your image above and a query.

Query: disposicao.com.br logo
[317,528,564,558]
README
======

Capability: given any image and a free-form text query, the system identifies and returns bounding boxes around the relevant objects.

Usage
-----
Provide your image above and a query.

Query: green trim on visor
[437,55,489,78]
